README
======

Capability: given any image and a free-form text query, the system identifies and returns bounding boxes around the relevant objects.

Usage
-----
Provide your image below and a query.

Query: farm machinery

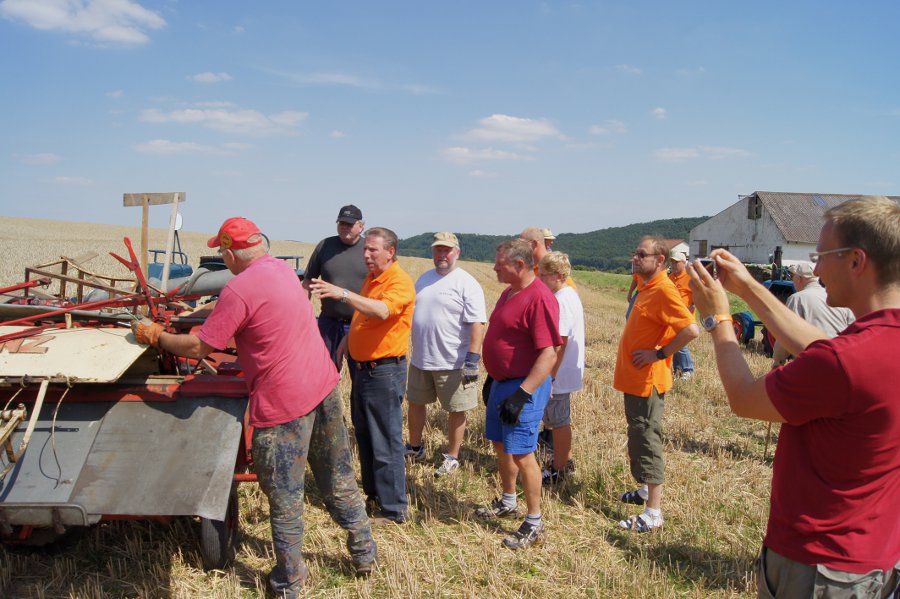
[0,232,255,570]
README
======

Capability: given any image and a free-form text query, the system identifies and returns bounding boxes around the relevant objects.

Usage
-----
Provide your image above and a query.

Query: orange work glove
[131,317,165,347]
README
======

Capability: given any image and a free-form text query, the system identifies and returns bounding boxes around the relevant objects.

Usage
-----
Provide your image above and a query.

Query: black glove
[462,351,480,385]
[481,375,493,407]
[499,387,531,425]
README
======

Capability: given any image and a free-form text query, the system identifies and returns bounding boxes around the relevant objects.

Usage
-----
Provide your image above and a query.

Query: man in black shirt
[303,205,369,369]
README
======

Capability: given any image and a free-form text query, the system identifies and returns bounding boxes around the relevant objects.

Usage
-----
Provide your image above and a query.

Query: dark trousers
[253,385,375,596]
[317,314,356,377]
[350,359,408,521]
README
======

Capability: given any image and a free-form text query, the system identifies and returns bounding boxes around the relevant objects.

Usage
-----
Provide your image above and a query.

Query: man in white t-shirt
[537,252,585,485]
[405,232,487,477]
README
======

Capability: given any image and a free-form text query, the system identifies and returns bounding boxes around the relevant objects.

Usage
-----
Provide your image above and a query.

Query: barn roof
[753,191,900,243]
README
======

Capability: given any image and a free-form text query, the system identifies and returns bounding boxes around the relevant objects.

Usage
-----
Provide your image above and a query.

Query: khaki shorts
[542,392,572,428]
[406,364,478,413]
[757,546,900,599]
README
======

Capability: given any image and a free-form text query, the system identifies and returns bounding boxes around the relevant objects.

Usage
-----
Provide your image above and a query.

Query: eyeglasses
[809,247,853,263]
[632,250,662,259]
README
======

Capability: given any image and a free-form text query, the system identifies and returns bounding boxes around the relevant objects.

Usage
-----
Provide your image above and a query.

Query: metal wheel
[199,486,239,570]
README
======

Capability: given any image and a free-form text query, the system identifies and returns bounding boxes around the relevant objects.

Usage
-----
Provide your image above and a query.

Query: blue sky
[2,1,899,243]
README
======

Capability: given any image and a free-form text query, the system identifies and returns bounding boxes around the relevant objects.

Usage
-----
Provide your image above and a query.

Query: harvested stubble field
[0,216,777,598]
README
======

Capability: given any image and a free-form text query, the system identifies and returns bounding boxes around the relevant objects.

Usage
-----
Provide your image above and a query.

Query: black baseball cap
[336,204,363,224]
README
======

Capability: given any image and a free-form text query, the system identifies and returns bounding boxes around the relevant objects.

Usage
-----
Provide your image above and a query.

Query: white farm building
[689,191,900,264]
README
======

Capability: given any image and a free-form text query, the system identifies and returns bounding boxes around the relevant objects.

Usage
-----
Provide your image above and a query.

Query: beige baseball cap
[431,231,460,248]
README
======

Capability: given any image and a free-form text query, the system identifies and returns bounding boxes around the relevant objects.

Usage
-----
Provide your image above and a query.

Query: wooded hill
[398,216,708,272]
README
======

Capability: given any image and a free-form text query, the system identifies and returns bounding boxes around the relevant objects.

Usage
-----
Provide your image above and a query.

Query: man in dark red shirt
[475,238,561,550]
[688,196,900,598]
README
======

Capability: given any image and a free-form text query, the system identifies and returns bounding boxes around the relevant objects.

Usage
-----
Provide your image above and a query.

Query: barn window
[747,196,762,219]
[698,240,708,255]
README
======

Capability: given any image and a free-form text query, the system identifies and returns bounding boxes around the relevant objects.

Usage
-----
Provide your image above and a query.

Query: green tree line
[398,217,708,272]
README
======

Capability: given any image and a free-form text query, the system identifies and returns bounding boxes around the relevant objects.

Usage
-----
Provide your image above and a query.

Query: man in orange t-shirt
[613,236,699,533]
[668,249,696,379]
[310,227,415,524]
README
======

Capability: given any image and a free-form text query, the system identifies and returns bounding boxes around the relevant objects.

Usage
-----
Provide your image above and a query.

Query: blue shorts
[485,376,552,455]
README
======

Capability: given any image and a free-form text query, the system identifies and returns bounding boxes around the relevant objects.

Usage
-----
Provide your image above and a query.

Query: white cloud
[18,152,63,165]
[133,139,248,155]
[589,119,627,135]
[652,107,668,120]
[233,25,244,34]
[329,130,347,139]
[468,169,498,178]
[442,146,534,164]
[188,72,233,84]
[686,179,709,186]
[0,0,166,45]
[698,145,753,159]
[655,147,699,161]
[54,175,92,185]
[399,83,440,95]
[654,145,752,162]
[460,114,563,144]
[107,89,124,99]
[675,66,706,76]
[262,68,438,95]
[139,107,308,136]
[614,64,642,75]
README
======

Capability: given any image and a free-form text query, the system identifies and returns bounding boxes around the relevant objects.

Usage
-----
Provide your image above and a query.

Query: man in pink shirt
[133,217,375,596]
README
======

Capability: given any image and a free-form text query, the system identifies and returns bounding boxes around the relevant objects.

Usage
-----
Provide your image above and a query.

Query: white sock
[637,485,649,500]
[525,513,542,527]
[643,507,662,523]
[501,492,517,509]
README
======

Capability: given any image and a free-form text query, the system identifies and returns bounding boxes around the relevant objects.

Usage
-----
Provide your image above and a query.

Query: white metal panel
[0,326,147,382]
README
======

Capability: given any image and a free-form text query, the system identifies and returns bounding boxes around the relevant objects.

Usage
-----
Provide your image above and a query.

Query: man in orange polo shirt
[668,249,696,379]
[310,227,415,524]
[614,235,699,532]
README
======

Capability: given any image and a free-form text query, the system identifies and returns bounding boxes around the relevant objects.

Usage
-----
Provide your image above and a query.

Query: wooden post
[141,195,149,278]
[124,192,188,313]
[161,193,181,291]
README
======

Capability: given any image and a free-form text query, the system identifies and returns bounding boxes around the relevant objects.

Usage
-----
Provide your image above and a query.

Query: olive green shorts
[623,388,665,485]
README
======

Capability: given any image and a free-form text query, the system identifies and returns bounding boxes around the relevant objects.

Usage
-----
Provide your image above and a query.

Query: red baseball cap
[207,217,263,250]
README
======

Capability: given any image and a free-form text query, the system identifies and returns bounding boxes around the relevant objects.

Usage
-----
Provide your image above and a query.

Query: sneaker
[434,454,460,478]
[541,466,565,486]
[617,514,663,533]
[404,443,425,461]
[474,497,519,520]
[680,370,694,380]
[502,520,545,549]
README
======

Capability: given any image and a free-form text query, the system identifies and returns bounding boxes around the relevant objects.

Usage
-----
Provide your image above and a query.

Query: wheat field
[0,216,776,598]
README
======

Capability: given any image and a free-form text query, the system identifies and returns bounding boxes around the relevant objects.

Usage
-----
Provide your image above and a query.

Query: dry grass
[0,216,776,598]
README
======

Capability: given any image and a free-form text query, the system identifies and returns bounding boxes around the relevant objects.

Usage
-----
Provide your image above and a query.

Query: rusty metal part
[0,278,51,296]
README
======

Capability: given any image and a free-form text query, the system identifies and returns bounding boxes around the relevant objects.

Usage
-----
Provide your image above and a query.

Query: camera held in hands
[699,258,717,278]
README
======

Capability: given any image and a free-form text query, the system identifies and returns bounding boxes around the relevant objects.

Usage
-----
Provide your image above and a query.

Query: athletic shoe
[617,514,663,533]
[404,443,425,461]
[474,497,518,520]
[502,520,545,549]
[434,454,460,478]
[541,466,565,486]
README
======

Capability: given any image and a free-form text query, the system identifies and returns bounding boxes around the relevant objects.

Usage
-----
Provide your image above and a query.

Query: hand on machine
[131,317,165,348]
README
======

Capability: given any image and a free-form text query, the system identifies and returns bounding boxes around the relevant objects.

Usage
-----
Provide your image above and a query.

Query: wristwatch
[701,314,732,331]
[340,288,349,303]
[655,348,666,361]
